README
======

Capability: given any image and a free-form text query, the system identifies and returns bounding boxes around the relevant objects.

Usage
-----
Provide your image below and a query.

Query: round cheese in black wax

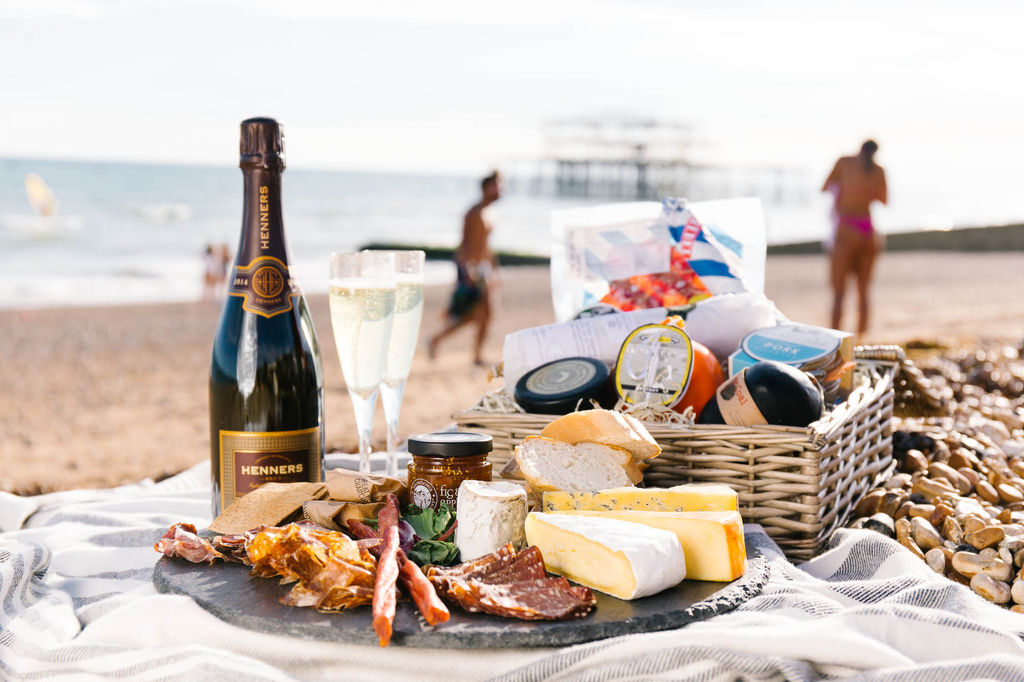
[698,360,824,427]
[514,357,612,415]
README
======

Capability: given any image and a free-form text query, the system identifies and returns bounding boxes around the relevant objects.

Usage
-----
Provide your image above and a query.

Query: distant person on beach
[202,243,230,300]
[822,140,887,335]
[428,171,503,366]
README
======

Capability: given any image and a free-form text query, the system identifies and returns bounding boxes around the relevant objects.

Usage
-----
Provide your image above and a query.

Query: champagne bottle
[209,117,325,517]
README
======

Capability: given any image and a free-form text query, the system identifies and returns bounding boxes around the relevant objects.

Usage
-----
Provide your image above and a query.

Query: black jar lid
[408,432,493,458]
[514,356,610,415]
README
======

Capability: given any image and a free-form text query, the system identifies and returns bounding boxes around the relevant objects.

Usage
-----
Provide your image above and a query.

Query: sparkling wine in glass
[371,250,426,478]
[328,251,396,473]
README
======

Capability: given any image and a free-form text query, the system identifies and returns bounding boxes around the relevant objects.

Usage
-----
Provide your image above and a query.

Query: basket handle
[855,344,906,363]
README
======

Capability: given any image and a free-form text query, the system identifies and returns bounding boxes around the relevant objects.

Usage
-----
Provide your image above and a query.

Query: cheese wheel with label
[699,360,823,427]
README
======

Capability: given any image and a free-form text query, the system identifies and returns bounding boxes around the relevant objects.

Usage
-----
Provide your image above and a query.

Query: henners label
[218,426,321,512]
[259,185,270,250]
[227,256,297,318]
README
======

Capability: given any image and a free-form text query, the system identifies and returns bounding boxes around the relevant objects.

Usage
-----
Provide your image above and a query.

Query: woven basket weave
[454,350,898,561]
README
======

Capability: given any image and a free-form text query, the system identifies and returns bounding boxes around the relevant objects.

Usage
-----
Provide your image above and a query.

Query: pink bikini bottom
[837,214,874,235]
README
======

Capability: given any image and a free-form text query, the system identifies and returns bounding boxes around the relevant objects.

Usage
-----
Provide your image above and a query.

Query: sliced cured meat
[475,546,546,585]
[154,523,225,564]
[470,577,595,620]
[426,543,517,598]
[428,544,596,621]
[212,533,250,564]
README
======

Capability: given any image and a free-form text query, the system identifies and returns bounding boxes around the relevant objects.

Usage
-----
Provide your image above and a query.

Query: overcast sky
[1,0,1021,205]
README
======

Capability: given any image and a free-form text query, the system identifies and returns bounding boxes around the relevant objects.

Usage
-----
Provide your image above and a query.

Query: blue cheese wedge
[524,512,685,600]
[455,480,528,561]
[541,484,738,512]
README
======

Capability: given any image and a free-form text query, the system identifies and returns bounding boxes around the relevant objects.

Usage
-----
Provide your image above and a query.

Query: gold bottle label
[227,255,298,318]
[218,426,321,511]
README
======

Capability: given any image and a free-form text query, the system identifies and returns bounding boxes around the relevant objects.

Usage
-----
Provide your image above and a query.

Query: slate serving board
[153,533,768,649]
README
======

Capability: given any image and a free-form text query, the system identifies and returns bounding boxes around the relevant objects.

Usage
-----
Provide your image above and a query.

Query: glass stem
[350,387,379,474]
[380,380,406,478]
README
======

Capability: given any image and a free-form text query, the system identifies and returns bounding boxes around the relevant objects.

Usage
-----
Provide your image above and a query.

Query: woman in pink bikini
[822,139,888,335]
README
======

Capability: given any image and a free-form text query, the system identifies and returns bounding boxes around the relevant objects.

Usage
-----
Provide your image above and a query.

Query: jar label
[227,256,299,318]
[715,371,768,426]
[218,426,321,512]
[410,477,460,511]
[615,323,694,408]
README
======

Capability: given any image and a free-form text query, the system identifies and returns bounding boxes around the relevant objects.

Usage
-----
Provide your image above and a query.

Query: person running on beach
[428,171,502,366]
[822,140,887,335]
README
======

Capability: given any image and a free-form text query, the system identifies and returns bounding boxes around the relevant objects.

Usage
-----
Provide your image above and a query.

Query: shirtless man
[822,140,887,335]
[428,171,502,365]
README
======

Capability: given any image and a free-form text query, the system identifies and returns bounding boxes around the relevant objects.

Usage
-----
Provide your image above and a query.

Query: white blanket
[2,462,1024,681]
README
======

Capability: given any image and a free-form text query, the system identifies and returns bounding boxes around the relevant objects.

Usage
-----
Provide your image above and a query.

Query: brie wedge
[524,512,685,600]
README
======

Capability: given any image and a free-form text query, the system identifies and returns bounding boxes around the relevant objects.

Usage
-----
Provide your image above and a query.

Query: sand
[2,252,1022,495]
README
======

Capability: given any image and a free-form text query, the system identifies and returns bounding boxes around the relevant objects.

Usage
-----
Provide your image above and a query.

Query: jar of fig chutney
[407,432,492,511]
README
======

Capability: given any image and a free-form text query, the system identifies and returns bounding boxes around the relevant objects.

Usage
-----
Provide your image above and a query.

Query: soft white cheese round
[455,480,528,561]
[525,512,686,599]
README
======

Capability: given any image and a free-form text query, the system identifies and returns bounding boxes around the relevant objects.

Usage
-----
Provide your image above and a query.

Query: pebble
[941,516,964,544]
[903,449,929,473]
[929,503,955,528]
[966,526,1005,550]
[963,516,987,534]
[998,483,1024,504]
[976,479,1001,504]
[912,477,956,504]
[878,491,906,518]
[952,551,1013,581]
[895,518,925,559]
[908,504,935,520]
[911,517,944,550]
[885,473,913,490]
[854,489,885,517]
[863,513,895,539]
[925,547,947,574]
[957,467,980,489]
[1012,579,1024,605]
[971,573,1011,604]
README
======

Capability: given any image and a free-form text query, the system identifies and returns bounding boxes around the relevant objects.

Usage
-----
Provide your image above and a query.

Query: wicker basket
[454,351,898,561]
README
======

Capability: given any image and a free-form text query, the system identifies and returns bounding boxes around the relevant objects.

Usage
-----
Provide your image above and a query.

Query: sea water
[1,157,1013,310]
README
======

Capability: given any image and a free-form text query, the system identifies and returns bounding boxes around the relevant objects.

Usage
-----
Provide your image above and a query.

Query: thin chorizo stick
[347,519,380,541]
[372,525,401,647]
[378,493,401,532]
[399,558,450,625]
[352,507,450,626]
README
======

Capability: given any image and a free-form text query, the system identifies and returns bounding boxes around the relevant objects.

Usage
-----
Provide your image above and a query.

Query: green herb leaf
[407,539,460,567]
[402,506,436,541]
[401,502,456,541]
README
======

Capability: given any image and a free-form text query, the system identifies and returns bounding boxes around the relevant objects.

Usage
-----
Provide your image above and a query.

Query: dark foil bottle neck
[240,117,286,171]
[236,167,290,267]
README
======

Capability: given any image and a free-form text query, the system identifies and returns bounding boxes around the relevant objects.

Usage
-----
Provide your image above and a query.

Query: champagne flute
[370,250,426,478]
[329,251,396,473]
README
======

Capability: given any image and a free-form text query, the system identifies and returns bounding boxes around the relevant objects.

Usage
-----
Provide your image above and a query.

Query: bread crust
[541,410,661,461]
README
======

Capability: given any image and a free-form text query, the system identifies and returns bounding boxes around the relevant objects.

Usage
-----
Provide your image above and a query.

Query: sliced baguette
[514,436,633,492]
[541,409,661,461]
